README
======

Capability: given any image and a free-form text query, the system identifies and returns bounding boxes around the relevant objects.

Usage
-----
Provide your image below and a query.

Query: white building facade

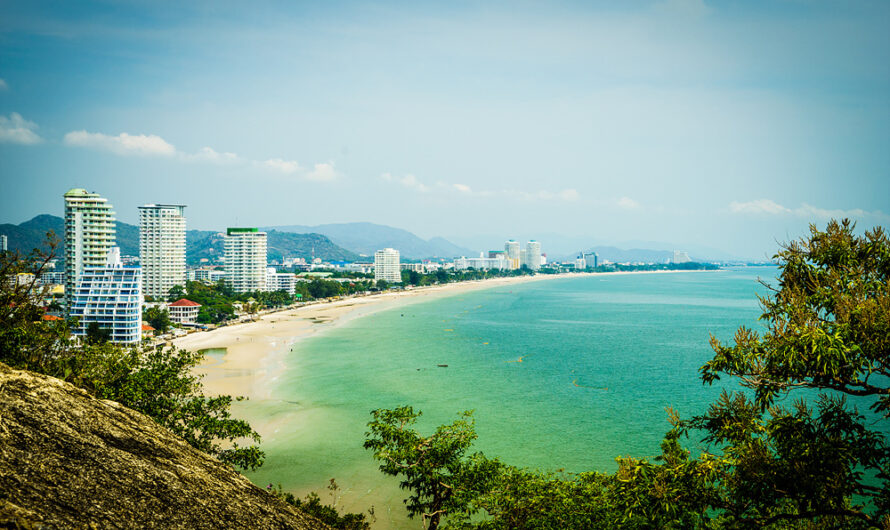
[64,188,116,314]
[374,248,401,283]
[168,298,201,324]
[224,228,267,293]
[453,256,512,271]
[266,268,297,295]
[505,240,521,269]
[69,248,142,344]
[522,240,542,270]
[139,204,186,299]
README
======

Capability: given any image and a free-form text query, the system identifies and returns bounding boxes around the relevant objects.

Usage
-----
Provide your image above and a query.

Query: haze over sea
[240,268,772,521]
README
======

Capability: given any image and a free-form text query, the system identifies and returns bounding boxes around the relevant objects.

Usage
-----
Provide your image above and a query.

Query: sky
[0,0,888,259]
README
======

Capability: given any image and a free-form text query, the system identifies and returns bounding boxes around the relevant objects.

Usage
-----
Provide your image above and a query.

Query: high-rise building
[575,253,587,270]
[583,252,599,269]
[0,234,7,252]
[64,189,116,313]
[224,228,267,293]
[522,240,542,270]
[69,247,142,344]
[374,248,401,283]
[505,240,520,269]
[672,250,691,264]
[138,204,186,299]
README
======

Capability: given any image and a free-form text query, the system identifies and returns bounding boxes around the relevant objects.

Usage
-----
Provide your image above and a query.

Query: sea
[240,267,775,525]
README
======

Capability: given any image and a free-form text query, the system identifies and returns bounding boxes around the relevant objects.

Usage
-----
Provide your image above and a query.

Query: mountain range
[0,215,358,264]
[1,214,742,267]
[262,222,473,259]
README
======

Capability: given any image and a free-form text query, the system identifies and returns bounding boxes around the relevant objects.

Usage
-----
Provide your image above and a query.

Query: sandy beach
[173,270,697,432]
[176,273,578,401]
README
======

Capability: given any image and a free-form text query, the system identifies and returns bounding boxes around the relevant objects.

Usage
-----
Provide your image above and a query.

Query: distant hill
[1,215,358,264]
[264,222,473,259]
[186,229,359,264]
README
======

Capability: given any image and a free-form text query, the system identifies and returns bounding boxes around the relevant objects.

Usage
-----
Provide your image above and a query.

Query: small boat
[437,364,449,368]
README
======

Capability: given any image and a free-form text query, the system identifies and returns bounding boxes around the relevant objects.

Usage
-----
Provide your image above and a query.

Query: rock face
[0,362,326,529]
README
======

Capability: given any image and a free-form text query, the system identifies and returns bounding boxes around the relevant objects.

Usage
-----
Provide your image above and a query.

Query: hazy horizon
[1,1,888,259]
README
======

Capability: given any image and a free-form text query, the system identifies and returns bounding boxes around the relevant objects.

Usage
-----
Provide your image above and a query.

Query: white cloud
[617,196,640,209]
[305,162,338,182]
[381,172,580,202]
[0,79,8,90]
[63,130,176,157]
[729,198,789,215]
[183,146,240,164]
[262,158,301,174]
[729,199,887,220]
[0,112,43,145]
[381,172,430,192]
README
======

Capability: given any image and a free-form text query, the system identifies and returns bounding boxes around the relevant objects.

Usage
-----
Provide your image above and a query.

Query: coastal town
[2,187,711,345]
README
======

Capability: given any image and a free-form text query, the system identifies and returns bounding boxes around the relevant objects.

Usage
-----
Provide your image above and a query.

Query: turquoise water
[243,268,772,523]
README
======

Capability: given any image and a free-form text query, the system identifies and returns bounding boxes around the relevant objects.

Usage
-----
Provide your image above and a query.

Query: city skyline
[1,1,888,259]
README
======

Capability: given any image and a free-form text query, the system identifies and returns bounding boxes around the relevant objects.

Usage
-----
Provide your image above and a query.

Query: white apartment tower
[139,204,186,298]
[522,240,542,270]
[374,248,401,283]
[64,188,115,313]
[69,247,142,344]
[224,228,267,293]
[505,240,521,270]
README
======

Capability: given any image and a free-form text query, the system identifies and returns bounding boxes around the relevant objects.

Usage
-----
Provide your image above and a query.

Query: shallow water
[243,268,774,525]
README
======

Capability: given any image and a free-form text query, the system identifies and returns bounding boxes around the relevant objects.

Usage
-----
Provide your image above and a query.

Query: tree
[143,306,172,333]
[85,321,112,344]
[167,284,186,301]
[376,279,389,291]
[364,406,478,530]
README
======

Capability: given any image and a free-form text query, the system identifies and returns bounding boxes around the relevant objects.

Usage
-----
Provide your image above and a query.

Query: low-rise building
[168,298,201,324]
[266,268,297,295]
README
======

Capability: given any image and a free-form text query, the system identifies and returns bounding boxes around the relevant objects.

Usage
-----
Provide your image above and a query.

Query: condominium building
[583,252,599,269]
[0,234,7,252]
[522,240,542,270]
[672,250,691,264]
[64,188,116,313]
[224,228,267,293]
[69,247,142,344]
[374,248,401,283]
[138,204,186,299]
[453,256,511,270]
[505,240,520,269]
[266,267,297,295]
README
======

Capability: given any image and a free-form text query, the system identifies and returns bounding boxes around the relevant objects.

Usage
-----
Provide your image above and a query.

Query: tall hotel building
[374,248,401,283]
[522,240,542,271]
[139,204,186,298]
[505,240,521,269]
[69,247,142,344]
[64,189,116,313]
[224,228,267,293]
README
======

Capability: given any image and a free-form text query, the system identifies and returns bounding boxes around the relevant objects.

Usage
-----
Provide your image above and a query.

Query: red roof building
[168,299,201,324]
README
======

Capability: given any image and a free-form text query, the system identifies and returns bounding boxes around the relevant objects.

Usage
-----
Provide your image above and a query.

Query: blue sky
[1,0,888,258]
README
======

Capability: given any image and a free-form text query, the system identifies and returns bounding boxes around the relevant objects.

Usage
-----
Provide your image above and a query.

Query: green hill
[1,215,358,265]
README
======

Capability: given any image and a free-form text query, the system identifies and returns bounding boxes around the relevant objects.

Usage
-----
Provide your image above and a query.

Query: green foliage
[85,321,112,345]
[143,306,171,333]
[364,406,478,529]
[267,480,373,529]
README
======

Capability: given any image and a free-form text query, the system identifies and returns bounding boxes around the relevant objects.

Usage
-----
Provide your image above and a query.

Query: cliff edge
[0,362,325,529]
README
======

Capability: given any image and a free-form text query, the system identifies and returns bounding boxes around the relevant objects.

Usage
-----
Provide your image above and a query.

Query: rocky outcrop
[0,362,325,529]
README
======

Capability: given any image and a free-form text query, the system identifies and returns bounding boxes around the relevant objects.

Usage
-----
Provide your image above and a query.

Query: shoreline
[175,269,711,403]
